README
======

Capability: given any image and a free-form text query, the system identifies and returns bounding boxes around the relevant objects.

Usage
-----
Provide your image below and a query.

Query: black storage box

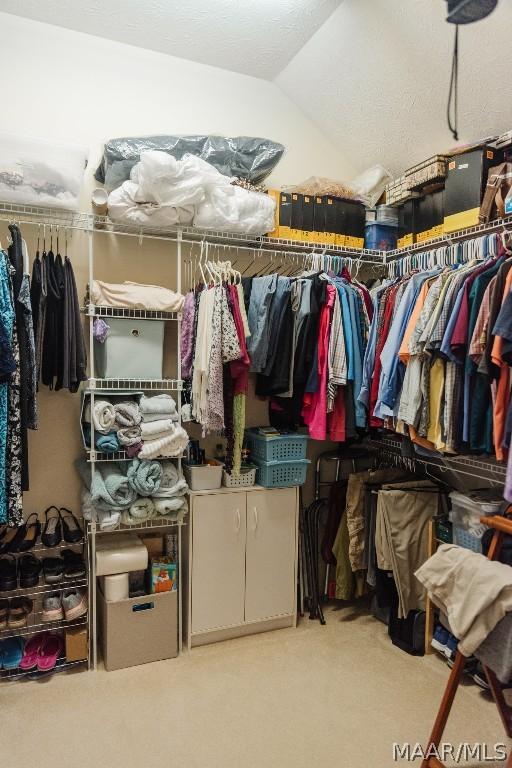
[444,146,502,232]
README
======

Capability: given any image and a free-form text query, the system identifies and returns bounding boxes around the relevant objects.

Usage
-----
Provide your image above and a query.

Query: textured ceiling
[0,0,341,79]
[276,0,512,176]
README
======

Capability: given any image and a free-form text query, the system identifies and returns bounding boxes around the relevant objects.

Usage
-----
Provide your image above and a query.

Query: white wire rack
[385,212,512,259]
[0,658,87,682]
[2,201,512,262]
[0,615,88,640]
[86,516,186,535]
[84,305,180,321]
[0,201,384,260]
[367,435,507,484]
[0,576,88,601]
[88,378,183,392]
[85,449,186,463]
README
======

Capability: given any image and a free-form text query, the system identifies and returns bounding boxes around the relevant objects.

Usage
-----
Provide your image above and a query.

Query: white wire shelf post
[84,224,186,668]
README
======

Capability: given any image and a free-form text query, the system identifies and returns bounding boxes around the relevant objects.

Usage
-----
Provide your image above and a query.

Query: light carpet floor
[2,604,510,768]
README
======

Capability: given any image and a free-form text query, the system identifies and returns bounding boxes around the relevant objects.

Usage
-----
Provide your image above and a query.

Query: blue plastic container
[364,221,398,251]
[254,459,310,488]
[244,429,308,463]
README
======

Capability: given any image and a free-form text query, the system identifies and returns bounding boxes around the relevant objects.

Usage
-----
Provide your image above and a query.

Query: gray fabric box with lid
[98,586,178,671]
[94,317,164,379]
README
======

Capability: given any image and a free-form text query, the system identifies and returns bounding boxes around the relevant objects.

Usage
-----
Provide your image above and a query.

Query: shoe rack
[0,525,89,681]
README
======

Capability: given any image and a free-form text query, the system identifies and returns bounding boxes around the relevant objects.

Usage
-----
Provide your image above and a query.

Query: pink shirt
[302,284,336,440]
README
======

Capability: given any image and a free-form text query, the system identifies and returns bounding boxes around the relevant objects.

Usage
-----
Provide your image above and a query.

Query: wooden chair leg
[420,651,467,768]
[484,665,512,738]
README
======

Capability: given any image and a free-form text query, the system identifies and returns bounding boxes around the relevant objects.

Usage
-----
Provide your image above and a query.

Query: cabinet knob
[235,508,241,533]
[253,506,258,532]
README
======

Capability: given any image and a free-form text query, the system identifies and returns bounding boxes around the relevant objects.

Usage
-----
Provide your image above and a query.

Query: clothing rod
[0,215,385,264]
[0,205,384,259]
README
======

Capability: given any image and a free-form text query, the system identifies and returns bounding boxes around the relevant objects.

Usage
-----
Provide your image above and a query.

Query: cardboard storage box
[444,146,502,232]
[65,626,88,662]
[139,533,165,559]
[98,587,178,671]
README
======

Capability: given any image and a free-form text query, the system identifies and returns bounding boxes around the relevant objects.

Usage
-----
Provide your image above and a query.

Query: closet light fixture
[444,0,499,141]
[446,0,497,24]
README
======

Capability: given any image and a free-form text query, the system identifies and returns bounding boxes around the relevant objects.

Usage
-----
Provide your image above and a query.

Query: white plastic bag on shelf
[107,150,275,234]
[350,165,392,207]
[0,132,86,210]
[108,180,195,227]
[194,184,275,234]
[133,150,225,207]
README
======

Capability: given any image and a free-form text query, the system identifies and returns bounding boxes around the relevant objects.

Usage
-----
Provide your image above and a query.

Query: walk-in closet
[0,2,512,767]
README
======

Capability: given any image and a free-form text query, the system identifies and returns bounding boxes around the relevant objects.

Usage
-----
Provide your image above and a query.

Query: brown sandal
[8,597,33,629]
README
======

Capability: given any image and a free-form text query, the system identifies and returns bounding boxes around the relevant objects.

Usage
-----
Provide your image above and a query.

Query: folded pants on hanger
[376,480,439,619]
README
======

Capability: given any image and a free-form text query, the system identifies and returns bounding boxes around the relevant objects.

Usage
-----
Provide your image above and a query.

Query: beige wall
[0,13,352,519]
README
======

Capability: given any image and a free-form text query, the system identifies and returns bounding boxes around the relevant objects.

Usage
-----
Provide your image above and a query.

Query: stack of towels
[83,394,189,459]
[139,395,189,459]
[79,458,188,530]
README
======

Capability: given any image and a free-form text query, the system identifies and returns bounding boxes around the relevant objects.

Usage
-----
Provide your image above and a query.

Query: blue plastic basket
[254,459,310,488]
[452,523,483,553]
[245,429,308,463]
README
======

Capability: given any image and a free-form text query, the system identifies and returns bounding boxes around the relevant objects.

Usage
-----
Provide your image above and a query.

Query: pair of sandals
[0,596,33,629]
[0,553,42,591]
[0,507,82,554]
[19,633,63,672]
[40,507,83,548]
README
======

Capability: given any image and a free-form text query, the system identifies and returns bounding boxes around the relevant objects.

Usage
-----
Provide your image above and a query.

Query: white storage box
[0,132,86,210]
[96,534,148,576]
[184,461,223,491]
[94,317,164,379]
[449,491,502,539]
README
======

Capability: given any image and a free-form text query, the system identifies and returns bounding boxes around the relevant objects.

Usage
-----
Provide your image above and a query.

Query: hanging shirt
[302,284,335,440]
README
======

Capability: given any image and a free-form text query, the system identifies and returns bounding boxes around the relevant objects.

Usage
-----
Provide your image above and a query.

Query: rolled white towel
[141,419,176,441]
[139,425,189,460]
[122,497,156,525]
[153,496,187,515]
[84,399,116,435]
[152,461,187,498]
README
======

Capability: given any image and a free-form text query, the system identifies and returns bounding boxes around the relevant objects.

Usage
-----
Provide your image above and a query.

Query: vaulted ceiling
[0,0,341,79]
[1,0,511,177]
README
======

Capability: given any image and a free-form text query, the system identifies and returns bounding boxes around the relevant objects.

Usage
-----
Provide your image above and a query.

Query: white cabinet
[245,488,297,623]
[191,493,246,634]
[184,486,298,648]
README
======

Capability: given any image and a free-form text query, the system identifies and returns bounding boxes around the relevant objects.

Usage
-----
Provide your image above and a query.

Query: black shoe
[0,526,21,554]
[10,513,41,553]
[60,509,83,544]
[41,506,62,548]
[0,555,17,591]
[18,553,42,588]
[42,557,65,585]
[61,549,86,579]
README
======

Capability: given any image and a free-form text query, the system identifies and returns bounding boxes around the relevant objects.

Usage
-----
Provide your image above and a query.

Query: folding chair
[421,514,512,768]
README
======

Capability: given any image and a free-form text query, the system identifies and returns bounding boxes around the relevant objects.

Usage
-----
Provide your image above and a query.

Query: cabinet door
[191,493,246,634]
[245,488,297,623]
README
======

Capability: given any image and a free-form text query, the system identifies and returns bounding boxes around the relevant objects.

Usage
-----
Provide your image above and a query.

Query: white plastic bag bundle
[350,165,392,207]
[107,150,275,234]
[108,180,195,228]
[0,132,86,210]
[194,184,275,234]
[133,150,225,207]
